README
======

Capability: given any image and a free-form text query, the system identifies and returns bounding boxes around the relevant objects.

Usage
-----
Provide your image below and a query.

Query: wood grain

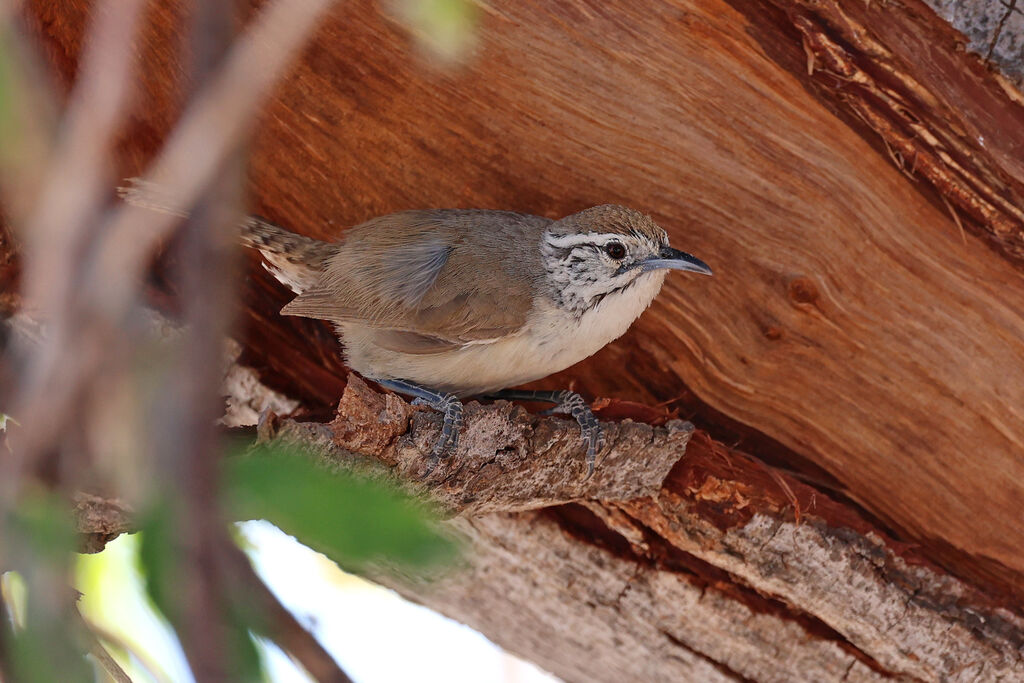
[253,0,1024,594]
[21,0,1024,600]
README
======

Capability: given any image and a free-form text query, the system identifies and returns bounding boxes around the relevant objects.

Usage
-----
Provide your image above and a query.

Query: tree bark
[16,0,1024,679]
[92,375,1024,682]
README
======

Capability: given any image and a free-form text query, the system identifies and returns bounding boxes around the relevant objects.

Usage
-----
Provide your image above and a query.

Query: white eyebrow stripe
[545,232,630,249]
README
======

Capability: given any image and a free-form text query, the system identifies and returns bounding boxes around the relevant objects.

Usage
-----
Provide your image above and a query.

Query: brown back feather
[281,210,551,347]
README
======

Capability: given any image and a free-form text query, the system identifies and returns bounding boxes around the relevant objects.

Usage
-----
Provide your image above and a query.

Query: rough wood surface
[15,0,1024,678]
[71,374,1024,680]
[69,0,1024,593]
[320,376,695,512]
[72,493,132,554]
[265,380,1024,682]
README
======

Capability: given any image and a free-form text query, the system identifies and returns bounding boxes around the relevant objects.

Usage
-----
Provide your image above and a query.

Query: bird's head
[541,205,712,315]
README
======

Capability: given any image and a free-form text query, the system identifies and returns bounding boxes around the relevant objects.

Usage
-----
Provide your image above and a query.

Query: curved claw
[430,393,463,460]
[373,378,464,471]
[548,391,604,479]
[411,395,462,481]
[581,421,606,481]
[420,454,440,478]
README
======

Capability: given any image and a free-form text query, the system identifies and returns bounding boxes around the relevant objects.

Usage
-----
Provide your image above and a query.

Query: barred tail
[118,177,334,293]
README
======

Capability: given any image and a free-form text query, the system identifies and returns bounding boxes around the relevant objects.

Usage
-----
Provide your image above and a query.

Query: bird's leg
[484,389,605,479]
[374,379,463,465]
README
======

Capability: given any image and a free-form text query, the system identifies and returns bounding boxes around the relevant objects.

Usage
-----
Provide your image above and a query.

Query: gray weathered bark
[225,378,1024,681]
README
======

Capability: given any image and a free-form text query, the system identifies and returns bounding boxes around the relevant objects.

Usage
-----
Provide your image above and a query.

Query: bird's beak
[640,246,713,276]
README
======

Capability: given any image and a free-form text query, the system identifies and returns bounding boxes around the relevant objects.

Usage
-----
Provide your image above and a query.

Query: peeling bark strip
[771,0,1024,262]
[266,380,1024,682]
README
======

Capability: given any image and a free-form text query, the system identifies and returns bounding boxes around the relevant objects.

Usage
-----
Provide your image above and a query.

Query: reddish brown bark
[15,0,1024,678]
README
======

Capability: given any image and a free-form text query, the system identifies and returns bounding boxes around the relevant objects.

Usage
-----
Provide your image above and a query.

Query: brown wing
[280,210,549,351]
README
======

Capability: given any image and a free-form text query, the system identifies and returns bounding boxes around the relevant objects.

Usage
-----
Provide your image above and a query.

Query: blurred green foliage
[128,442,456,679]
[7,493,74,566]
[4,436,456,680]
[137,499,265,681]
[5,493,92,683]
[136,501,178,624]
[223,444,457,571]
[399,0,478,62]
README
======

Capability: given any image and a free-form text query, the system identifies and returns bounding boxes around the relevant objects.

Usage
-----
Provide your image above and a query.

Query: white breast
[529,270,668,374]
[340,271,668,396]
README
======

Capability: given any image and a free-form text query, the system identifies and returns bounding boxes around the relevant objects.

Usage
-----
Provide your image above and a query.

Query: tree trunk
[18,0,1024,680]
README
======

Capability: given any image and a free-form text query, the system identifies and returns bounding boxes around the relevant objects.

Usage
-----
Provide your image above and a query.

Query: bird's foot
[542,391,605,479]
[411,393,463,460]
[485,389,605,479]
[376,379,464,473]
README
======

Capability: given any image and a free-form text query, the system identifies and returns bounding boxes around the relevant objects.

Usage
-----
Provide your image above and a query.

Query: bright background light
[75,522,559,683]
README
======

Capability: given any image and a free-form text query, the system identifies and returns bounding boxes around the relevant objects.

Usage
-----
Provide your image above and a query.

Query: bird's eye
[605,242,626,260]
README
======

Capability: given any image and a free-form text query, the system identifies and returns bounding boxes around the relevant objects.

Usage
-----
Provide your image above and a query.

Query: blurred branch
[220,542,353,683]
[90,0,341,313]
[0,10,60,226]
[5,0,342,493]
[83,619,173,683]
[160,1,240,676]
[1,0,346,680]
[3,0,146,493]
[73,606,133,683]
[18,0,146,314]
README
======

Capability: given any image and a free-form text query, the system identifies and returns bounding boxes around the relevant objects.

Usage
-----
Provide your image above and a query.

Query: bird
[120,179,713,477]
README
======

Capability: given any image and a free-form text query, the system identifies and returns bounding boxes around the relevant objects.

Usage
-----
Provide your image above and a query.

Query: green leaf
[399,0,478,62]
[4,493,92,683]
[8,491,75,564]
[136,500,178,624]
[223,445,457,570]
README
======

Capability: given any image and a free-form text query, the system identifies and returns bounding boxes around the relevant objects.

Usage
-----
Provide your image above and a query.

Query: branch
[73,607,133,683]
[219,542,352,683]
[258,378,1024,681]
[70,371,1024,679]
[72,493,133,555]
[271,375,695,513]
